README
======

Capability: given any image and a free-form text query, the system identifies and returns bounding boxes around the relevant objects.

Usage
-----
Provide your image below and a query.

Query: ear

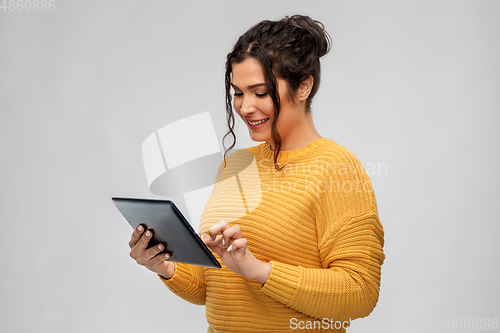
[296,76,314,102]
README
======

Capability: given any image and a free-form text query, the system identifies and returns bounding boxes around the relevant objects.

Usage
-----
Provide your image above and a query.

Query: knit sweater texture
[159,138,385,332]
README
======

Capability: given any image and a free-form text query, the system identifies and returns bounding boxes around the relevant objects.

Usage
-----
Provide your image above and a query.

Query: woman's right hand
[128,224,175,279]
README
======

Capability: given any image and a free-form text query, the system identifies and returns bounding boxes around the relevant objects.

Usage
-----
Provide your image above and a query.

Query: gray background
[1,0,499,332]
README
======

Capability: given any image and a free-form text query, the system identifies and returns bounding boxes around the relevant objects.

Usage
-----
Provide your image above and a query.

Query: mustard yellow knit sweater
[160,138,385,332]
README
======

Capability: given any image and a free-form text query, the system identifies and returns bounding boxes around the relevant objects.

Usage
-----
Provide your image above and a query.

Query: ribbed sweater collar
[261,138,332,164]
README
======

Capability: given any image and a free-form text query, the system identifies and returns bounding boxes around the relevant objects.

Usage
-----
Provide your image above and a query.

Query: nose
[239,96,256,117]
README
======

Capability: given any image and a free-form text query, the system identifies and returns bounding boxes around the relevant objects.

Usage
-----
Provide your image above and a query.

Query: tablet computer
[112,197,221,268]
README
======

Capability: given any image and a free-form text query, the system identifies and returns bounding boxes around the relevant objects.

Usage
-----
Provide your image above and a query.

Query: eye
[256,92,268,97]
[233,92,243,97]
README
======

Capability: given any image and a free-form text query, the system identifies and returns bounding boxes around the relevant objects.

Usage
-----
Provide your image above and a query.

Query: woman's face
[231,58,298,146]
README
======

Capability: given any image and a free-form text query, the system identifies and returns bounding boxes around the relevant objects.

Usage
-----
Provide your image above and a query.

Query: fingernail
[146,230,151,236]
[165,253,170,259]
[137,225,143,231]
[227,245,232,252]
[158,244,162,250]
[222,238,225,246]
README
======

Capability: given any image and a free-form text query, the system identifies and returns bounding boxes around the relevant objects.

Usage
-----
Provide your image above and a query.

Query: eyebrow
[231,83,267,90]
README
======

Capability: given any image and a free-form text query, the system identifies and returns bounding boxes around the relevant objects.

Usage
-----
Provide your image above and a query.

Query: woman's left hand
[201,220,271,284]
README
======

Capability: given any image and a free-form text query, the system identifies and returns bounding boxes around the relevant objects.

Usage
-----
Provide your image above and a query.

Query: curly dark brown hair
[223,15,332,171]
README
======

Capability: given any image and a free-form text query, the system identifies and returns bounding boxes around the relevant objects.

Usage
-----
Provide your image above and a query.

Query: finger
[138,228,154,249]
[129,224,146,248]
[202,233,226,256]
[208,220,230,242]
[138,251,171,268]
[137,242,167,266]
[227,238,248,256]
[201,233,223,246]
[146,247,172,268]
[200,233,212,245]
[221,225,242,248]
[209,236,225,253]
[151,252,172,268]
[146,242,168,260]
[131,228,154,259]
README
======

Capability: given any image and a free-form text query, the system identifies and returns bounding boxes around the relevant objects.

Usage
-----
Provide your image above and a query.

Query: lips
[247,118,269,125]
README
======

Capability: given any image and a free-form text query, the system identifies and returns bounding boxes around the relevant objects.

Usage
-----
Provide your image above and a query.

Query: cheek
[233,99,242,113]
[261,99,275,116]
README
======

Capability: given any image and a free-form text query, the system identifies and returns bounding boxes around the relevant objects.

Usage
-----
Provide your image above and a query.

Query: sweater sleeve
[158,262,207,305]
[261,149,385,322]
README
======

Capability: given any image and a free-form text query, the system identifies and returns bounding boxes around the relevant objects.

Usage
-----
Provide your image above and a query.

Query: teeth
[249,118,269,125]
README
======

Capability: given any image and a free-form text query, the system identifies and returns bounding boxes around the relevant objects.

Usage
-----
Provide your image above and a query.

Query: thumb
[202,233,225,256]
[200,233,212,244]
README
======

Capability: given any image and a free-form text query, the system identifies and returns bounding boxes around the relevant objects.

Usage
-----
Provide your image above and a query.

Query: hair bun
[286,15,332,58]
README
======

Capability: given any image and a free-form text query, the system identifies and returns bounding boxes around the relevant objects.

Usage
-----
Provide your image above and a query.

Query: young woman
[129,15,385,333]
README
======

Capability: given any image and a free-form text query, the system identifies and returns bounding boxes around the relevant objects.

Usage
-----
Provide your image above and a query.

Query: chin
[249,132,270,142]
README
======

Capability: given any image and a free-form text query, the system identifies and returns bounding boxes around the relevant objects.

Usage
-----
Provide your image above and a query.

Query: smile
[248,118,269,125]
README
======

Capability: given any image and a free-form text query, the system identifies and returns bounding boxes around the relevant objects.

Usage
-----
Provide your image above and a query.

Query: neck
[270,111,322,151]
